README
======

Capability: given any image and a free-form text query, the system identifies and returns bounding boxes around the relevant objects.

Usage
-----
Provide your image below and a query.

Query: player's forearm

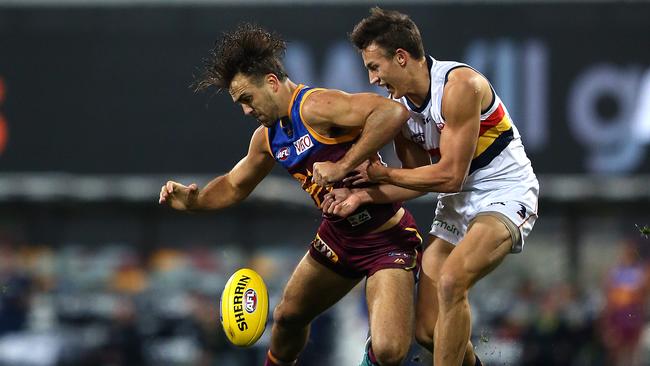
[194,174,250,210]
[378,165,464,193]
[338,105,408,172]
[353,184,426,205]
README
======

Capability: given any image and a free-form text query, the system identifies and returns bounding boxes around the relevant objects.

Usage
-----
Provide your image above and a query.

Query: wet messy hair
[194,23,288,91]
[350,7,425,59]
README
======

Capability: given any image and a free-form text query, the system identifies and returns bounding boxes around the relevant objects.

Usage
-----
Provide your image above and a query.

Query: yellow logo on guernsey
[311,235,339,263]
[292,169,328,207]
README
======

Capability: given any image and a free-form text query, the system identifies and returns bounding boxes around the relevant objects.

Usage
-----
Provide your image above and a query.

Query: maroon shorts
[308,209,422,279]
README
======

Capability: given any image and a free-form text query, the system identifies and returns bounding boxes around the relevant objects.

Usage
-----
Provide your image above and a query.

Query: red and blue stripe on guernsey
[469,100,514,174]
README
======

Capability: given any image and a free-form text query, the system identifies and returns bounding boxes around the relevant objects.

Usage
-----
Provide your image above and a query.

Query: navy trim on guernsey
[468,128,514,175]
[483,86,496,114]
[405,56,433,113]
[442,65,496,117]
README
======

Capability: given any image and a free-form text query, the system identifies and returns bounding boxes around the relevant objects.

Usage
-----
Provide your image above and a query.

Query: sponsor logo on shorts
[244,289,257,313]
[346,210,371,227]
[488,201,506,206]
[294,134,314,155]
[393,258,406,264]
[311,236,339,263]
[432,219,461,237]
[388,251,413,258]
[276,147,290,161]
[517,204,527,219]
[410,132,425,144]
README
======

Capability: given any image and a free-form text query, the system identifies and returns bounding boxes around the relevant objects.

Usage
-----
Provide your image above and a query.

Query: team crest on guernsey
[276,147,290,161]
[294,134,314,155]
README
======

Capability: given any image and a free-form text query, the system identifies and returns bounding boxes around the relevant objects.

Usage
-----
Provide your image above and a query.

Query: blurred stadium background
[1,0,649,365]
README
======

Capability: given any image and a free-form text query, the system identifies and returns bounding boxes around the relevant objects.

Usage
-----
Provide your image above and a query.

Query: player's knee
[272,302,308,329]
[437,272,467,306]
[371,337,409,366]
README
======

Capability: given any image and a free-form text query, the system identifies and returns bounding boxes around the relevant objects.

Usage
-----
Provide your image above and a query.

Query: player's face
[361,42,409,98]
[229,73,281,127]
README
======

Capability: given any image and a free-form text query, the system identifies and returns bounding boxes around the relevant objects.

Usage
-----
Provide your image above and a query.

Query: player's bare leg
[365,267,415,366]
[434,215,512,366]
[268,253,360,364]
[415,236,477,366]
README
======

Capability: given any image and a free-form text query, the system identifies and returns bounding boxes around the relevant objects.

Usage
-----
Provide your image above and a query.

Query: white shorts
[429,178,539,252]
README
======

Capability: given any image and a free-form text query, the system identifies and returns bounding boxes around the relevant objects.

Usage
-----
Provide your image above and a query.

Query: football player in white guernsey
[317,7,539,366]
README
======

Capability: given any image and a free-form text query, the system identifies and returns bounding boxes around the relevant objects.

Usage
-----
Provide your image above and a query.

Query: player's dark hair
[194,23,288,91]
[350,7,425,59]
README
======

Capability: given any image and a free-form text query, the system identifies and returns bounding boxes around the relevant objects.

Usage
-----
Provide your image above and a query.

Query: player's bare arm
[369,70,489,192]
[323,133,431,216]
[159,126,275,210]
[307,90,409,186]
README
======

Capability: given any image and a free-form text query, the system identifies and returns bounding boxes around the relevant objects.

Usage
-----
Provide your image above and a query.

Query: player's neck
[405,58,430,107]
[279,79,299,118]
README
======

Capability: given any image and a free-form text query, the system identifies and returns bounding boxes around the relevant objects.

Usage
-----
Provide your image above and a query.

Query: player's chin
[259,118,276,128]
[389,87,404,99]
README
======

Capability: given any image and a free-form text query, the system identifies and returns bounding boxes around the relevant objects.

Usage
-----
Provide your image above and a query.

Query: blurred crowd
[0,236,649,366]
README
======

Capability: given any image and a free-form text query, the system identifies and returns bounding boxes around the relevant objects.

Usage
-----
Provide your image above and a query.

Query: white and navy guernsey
[396,56,535,192]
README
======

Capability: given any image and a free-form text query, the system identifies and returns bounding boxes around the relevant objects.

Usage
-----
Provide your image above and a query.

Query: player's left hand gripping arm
[159,126,275,211]
[307,91,409,186]
[371,78,483,192]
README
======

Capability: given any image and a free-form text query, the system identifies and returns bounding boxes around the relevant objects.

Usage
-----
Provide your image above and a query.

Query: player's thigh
[275,253,361,323]
[442,214,512,288]
[415,236,455,329]
[365,267,415,349]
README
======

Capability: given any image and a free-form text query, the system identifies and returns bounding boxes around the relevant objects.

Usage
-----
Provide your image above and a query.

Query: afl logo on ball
[276,147,290,161]
[244,289,257,313]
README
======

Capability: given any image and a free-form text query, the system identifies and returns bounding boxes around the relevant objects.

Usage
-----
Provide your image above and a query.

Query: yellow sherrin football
[220,268,269,347]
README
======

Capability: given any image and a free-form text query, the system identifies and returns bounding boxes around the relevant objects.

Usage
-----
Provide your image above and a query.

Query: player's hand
[366,159,389,183]
[312,161,347,187]
[343,156,386,186]
[158,181,199,211]
[321,188,362,218]
[342,160,371,186]
[321,188,351,214]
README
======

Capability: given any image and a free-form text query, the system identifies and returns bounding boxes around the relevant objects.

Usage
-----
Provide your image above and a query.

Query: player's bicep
[228,127,275,193]
[394,133,431,168]
[438,80,483,180]
[302,90,398,128]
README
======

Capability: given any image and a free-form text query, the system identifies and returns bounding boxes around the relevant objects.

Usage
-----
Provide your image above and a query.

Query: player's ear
[395,48,408,67]
[265,74,280,93]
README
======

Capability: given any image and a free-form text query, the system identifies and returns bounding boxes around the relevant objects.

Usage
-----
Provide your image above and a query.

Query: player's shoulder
[300,88,363,120]
[252,125,267,137]
[251,125,268,144]
[444,67,490,102]
[446,67,484,88]
[299,88,339,124]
